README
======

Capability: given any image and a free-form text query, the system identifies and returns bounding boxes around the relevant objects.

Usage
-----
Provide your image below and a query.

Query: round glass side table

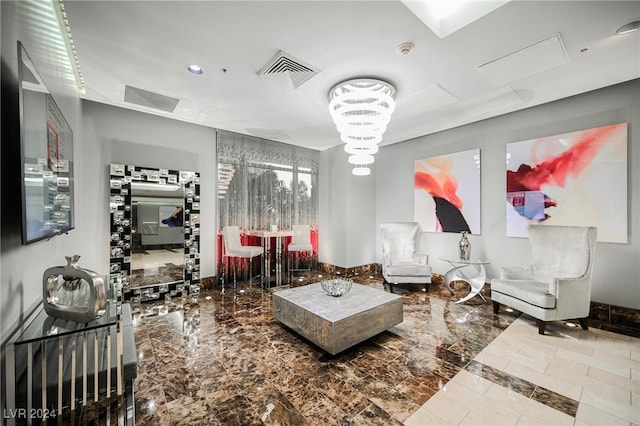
[439,257,490,304]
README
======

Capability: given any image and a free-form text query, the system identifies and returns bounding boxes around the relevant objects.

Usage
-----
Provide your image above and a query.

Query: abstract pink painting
[414,149,481,234]
[506,122,627,243]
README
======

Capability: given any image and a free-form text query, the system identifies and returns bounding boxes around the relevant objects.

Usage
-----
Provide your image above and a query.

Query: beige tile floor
[405,316,640,426]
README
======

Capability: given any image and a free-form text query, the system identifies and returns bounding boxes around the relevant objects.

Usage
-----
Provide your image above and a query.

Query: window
[216,131,318,231]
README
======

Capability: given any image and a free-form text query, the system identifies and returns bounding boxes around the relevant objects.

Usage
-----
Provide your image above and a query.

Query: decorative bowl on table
[321,278,353,297]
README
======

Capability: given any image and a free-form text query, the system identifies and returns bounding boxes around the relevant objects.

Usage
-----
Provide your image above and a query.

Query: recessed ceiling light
[186,64,204,75]
[617,20,640,35]
[131,182,181,192]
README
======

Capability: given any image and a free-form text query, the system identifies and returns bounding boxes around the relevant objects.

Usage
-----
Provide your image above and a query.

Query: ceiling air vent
[124,85,179,112]
[257,50,320,89]
[476,34,569,86]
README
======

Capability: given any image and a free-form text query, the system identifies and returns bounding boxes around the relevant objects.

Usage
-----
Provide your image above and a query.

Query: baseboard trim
[588,301,640,337]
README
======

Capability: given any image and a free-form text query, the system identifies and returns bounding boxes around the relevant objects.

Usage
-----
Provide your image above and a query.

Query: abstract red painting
[415,149,481,234]
[506,122,627,243]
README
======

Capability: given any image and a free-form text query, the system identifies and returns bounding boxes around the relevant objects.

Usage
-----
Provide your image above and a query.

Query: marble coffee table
[272,282,403,355]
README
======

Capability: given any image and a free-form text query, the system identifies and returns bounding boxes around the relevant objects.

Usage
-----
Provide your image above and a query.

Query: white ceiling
[63,1,640,151]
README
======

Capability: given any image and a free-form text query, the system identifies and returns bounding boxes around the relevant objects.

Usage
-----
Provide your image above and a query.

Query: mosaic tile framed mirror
[109,163,200,302]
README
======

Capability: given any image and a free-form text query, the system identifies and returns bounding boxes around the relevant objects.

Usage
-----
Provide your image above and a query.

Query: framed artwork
[414,148,481,234]
[506,122,627,243]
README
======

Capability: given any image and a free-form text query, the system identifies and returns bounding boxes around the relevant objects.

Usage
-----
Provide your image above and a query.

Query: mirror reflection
[19,41,75,244]
[130,182,184,288]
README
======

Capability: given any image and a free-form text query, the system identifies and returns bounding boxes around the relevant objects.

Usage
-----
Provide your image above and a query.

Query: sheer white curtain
[217,131,318,231]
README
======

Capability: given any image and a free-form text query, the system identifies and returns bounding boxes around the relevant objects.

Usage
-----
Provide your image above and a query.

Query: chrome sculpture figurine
[43,255,107,323]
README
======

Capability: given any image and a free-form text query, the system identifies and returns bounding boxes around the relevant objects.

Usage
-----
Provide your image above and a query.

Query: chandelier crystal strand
[217,164,235,198]
[328,78,396,176]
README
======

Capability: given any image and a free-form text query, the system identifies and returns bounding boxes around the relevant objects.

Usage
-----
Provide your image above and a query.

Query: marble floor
[130,249,184,287]
[130,275,639,425]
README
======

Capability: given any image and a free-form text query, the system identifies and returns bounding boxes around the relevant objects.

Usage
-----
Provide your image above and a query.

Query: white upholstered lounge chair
[380,222,432,293]
[491,224,597,335]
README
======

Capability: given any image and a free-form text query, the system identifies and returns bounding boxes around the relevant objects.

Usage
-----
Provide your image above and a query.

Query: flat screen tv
[18,41,75,244]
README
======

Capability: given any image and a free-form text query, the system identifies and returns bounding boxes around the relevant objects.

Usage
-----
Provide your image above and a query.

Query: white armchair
[380,222,432,293]
[491,224,597,335]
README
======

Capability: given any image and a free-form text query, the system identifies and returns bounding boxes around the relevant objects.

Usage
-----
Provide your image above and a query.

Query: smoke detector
[397,42,415,56]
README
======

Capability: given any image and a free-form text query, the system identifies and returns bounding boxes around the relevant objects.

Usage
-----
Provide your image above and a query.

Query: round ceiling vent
[396,42,415,56]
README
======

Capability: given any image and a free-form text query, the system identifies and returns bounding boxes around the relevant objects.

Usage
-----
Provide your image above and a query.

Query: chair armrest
[412,253,428,265]
[550,275,593,318]
[548,275,590,297]
[500,266,534,280]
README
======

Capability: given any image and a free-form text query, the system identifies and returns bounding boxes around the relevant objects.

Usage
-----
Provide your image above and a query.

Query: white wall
[376,80,640,309]
[319,145,376,268]
[319,146,347,267]
[1,1,85,341]
[81,100,217,279]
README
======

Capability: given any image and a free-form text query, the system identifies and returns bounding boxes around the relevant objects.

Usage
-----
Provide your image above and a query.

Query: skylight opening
[426,0,466,20]
[402,0,512,38]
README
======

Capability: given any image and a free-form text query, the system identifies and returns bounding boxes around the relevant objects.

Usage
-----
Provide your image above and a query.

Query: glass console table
[4,301,126,424]
[440,257,490,304]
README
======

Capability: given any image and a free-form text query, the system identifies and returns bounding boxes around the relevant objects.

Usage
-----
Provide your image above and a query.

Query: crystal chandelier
[328,78,396,176]
[217,163,235,198]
